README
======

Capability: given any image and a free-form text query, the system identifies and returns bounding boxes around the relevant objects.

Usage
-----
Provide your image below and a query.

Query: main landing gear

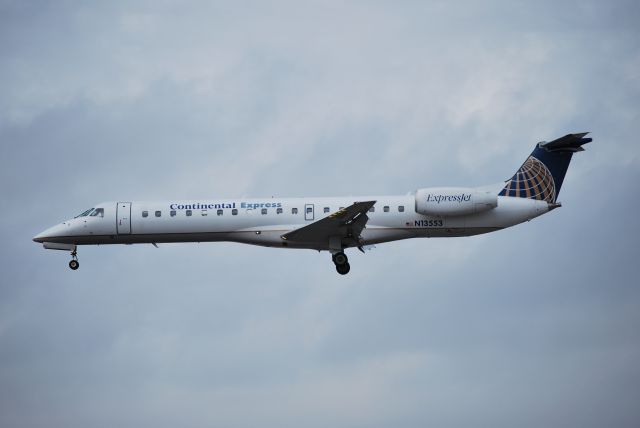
[69,249,79,270]
[332,251,350,275]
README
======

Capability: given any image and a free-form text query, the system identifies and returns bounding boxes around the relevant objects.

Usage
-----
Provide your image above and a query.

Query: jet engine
[415,187,498,216]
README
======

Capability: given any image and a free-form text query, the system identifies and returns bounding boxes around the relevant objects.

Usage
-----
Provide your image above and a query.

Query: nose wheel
[69,250,79,270]
[332,251,350,275]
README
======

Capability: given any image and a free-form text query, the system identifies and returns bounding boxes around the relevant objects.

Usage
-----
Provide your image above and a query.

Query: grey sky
[1,1,639,427]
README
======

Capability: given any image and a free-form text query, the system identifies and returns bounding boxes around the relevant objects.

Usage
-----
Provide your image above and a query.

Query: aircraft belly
[67,233,233,245]
[360,228,415,245]
[65,230,294,248]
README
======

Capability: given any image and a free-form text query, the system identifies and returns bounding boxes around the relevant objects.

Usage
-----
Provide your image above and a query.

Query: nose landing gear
[69,250,79,270]
[332,251,350,275]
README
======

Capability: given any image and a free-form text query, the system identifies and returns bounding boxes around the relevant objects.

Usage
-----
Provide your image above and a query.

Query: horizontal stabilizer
[539,132,592,152]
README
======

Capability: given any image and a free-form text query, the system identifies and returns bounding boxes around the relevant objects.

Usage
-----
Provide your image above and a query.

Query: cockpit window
[75,208,94,218]
[90,208,104,217]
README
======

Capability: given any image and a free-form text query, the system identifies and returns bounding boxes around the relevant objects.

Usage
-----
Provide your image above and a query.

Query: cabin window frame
[90,208,104,217]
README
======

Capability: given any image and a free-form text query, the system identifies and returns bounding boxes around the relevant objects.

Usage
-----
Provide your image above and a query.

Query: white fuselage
[33,194,550,251]
[33,132,591,274]
[33,132,589,274]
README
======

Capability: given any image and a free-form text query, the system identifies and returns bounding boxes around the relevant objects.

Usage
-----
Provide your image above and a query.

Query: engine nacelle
[415,187,498,216]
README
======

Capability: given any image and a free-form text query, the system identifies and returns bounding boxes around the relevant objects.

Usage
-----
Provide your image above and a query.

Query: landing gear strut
[332,251,350,275]
[69,250,79,270]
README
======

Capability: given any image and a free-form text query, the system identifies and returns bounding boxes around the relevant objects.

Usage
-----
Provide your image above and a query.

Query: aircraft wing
[281,201,376,248]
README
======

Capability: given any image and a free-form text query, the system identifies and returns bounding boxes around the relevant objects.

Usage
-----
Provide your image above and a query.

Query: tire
[333,252,348,266]
[336,262,350,275]
[69,260,79,270]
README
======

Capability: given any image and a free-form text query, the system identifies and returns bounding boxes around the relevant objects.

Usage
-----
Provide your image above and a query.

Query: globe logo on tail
[499,156,556,203]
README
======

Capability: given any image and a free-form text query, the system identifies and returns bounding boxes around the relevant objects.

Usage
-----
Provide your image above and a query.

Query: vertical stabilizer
[499,133,592,203]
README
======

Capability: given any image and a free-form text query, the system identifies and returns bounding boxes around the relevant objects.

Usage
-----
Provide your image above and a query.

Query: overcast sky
[1,1,639,427]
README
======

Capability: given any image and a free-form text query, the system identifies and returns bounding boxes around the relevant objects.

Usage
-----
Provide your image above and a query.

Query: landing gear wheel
[336,262,350,275]
[333,252,348,266]
[69,249,79,270]
[331,251,350,275]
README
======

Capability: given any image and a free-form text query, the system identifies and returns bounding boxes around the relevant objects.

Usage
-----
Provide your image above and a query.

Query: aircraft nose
[33,223,66,243]
[33,227,55,243]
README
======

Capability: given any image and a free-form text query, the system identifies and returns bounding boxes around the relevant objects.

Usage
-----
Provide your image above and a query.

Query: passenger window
[261,208,267,215]
[170,210,176,217]
[369,207,375,213]
[90,208,104,217]
[217,209,223,216]
[277,208,283,214]
[324,207,329,213]
[383,206,389,212]
[201,210,207,216]
[142,211,148,218]
[398,206,405,212]
[292,208,298,214]
[186,210,192,216]
[232,209,238,215]
[155,211,161,217]
[306,207,312,214]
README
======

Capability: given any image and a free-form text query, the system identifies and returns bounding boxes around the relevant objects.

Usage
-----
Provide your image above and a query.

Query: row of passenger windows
[142,208,277,217]
[141,205,406,218]
[370,206,404,213]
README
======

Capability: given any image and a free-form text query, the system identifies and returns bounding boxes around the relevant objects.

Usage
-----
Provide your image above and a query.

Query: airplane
[33,133,591,275]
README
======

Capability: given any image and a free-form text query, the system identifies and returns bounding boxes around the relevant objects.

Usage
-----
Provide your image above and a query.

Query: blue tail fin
[499,133,592,203]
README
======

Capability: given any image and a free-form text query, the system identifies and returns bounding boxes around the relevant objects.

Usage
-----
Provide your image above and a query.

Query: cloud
[1,1,640,427]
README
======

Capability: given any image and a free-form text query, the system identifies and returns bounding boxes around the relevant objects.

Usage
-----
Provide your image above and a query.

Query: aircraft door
[305,204,314,221]
[117,202,132,234]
